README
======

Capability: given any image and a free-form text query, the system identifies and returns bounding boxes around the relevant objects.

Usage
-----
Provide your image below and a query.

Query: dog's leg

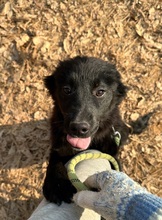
[129,112,153,134]
[43,150,76,205]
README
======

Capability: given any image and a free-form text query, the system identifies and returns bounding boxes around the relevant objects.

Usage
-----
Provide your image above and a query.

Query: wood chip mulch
[0,1,161,219]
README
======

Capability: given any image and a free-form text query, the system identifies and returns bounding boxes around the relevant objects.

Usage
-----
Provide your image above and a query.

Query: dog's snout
[70,122,90,136]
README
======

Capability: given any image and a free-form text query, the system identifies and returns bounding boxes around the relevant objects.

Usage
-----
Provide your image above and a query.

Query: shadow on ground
[0,119,51,219]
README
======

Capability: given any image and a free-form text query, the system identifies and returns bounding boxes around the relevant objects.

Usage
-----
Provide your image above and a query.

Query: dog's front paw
[43,177,76,205]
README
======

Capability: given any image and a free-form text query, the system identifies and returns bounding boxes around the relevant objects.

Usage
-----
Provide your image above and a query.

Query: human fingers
[73,191,99,210]
[84,171,113,190]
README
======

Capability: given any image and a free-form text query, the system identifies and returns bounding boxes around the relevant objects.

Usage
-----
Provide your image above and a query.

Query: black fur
[43,56,151,205]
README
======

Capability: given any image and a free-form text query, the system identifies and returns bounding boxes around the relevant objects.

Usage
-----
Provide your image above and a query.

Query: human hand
[73,170,148,219]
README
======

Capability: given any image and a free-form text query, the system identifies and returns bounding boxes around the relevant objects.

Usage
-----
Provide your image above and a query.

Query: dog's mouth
[66,134,91,151]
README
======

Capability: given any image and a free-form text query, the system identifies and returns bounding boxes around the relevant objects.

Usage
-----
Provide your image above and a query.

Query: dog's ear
[106,65,128,99]
[117,82,128,99]
[44,75,55,97]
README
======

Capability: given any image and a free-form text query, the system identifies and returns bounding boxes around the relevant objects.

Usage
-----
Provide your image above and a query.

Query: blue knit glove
[73,170,162,220]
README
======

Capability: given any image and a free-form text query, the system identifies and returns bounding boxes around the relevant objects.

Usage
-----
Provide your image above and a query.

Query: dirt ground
[0,0,162,219]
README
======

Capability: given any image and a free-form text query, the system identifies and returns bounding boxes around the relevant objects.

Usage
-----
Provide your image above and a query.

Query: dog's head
[45,56,127,151]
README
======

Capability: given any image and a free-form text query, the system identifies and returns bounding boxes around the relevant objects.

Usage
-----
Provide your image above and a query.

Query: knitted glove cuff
[122,193,162,220]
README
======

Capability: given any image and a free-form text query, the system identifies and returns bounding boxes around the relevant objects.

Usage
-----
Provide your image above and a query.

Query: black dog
[43,56,151,205]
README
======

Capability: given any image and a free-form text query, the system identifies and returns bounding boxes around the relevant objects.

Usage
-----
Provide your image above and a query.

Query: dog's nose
[69,122,90,136]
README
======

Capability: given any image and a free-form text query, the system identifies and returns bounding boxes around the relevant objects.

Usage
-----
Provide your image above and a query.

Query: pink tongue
[67,134,91,150]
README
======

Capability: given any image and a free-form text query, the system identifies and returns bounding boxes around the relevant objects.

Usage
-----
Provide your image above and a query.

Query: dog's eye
[63,86,72,95]
[95,89,105,97]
